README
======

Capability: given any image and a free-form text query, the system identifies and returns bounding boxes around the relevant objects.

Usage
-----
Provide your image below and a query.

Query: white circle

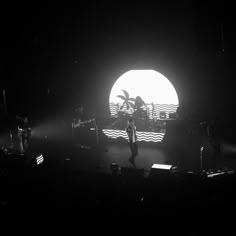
[109,70,179,117]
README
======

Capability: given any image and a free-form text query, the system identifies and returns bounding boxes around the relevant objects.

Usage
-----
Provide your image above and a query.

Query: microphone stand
[199,121,209,175]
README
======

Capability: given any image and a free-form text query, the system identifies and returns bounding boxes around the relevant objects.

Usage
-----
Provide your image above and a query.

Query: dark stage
[1,2,236,234]
[1,129,236,233]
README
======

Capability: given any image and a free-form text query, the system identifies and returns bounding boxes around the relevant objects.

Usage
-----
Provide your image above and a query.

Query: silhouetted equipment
[149,164,173,179]
[73,119,98,147]
[159,111,166,119]
[169,112,177,119]
[72,118,95,128]
[163,119,223,172]
[110,162,120,175]
[206,169,235,179]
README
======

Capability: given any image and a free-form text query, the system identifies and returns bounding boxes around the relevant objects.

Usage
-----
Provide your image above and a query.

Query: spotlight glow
[104,70,179,142]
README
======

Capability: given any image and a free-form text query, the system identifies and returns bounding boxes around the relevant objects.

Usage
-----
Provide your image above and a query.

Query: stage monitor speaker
[149,164,173,179]
[121,167,144,180]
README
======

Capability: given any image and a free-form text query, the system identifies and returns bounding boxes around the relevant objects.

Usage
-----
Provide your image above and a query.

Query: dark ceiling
[0,2,235,124]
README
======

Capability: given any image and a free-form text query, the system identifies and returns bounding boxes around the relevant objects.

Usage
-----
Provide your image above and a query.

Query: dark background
[0,2,235,136]
[1,3,236,230]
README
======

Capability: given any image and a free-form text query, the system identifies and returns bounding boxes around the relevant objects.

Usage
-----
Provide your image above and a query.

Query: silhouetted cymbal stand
[199,121,208,174]
[200,146,204,173]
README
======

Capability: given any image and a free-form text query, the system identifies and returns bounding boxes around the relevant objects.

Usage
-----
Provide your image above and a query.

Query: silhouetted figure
[126,118,138,166]
[134,96,145,110]
[17,116,31,154]
[133,96,147,130]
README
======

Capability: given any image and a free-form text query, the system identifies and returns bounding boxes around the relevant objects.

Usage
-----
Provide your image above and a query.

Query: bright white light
[109,70,179,106]
[102,129,165,142]
[104,70,179,142]
[152,164,172,170]
[36,153,44,165]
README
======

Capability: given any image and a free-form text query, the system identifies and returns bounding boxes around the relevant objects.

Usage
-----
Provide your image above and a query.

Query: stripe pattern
[109,103,178,119]
[102,129,165,142]
[36,153,44,165]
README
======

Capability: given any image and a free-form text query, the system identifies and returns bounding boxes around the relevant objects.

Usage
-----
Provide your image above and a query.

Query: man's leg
[133,142,138,156]
[19,136,24,154]
[23,137,29,152]
[128,142,136,166]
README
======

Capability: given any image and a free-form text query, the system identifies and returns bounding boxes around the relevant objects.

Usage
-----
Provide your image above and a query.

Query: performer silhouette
[17,116,31,154]
[126,118,138,166]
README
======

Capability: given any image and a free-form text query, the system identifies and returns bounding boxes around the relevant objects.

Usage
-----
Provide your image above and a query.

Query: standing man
[126,118,138,166]
[17,116,31,154]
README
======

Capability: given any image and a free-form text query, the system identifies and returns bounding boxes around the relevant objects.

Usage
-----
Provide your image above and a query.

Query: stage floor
[30,137,236,176]
[68,142,171,176]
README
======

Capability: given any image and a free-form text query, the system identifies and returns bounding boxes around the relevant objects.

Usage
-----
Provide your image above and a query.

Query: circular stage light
[104,70,179,142]
[109,70,179,118]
